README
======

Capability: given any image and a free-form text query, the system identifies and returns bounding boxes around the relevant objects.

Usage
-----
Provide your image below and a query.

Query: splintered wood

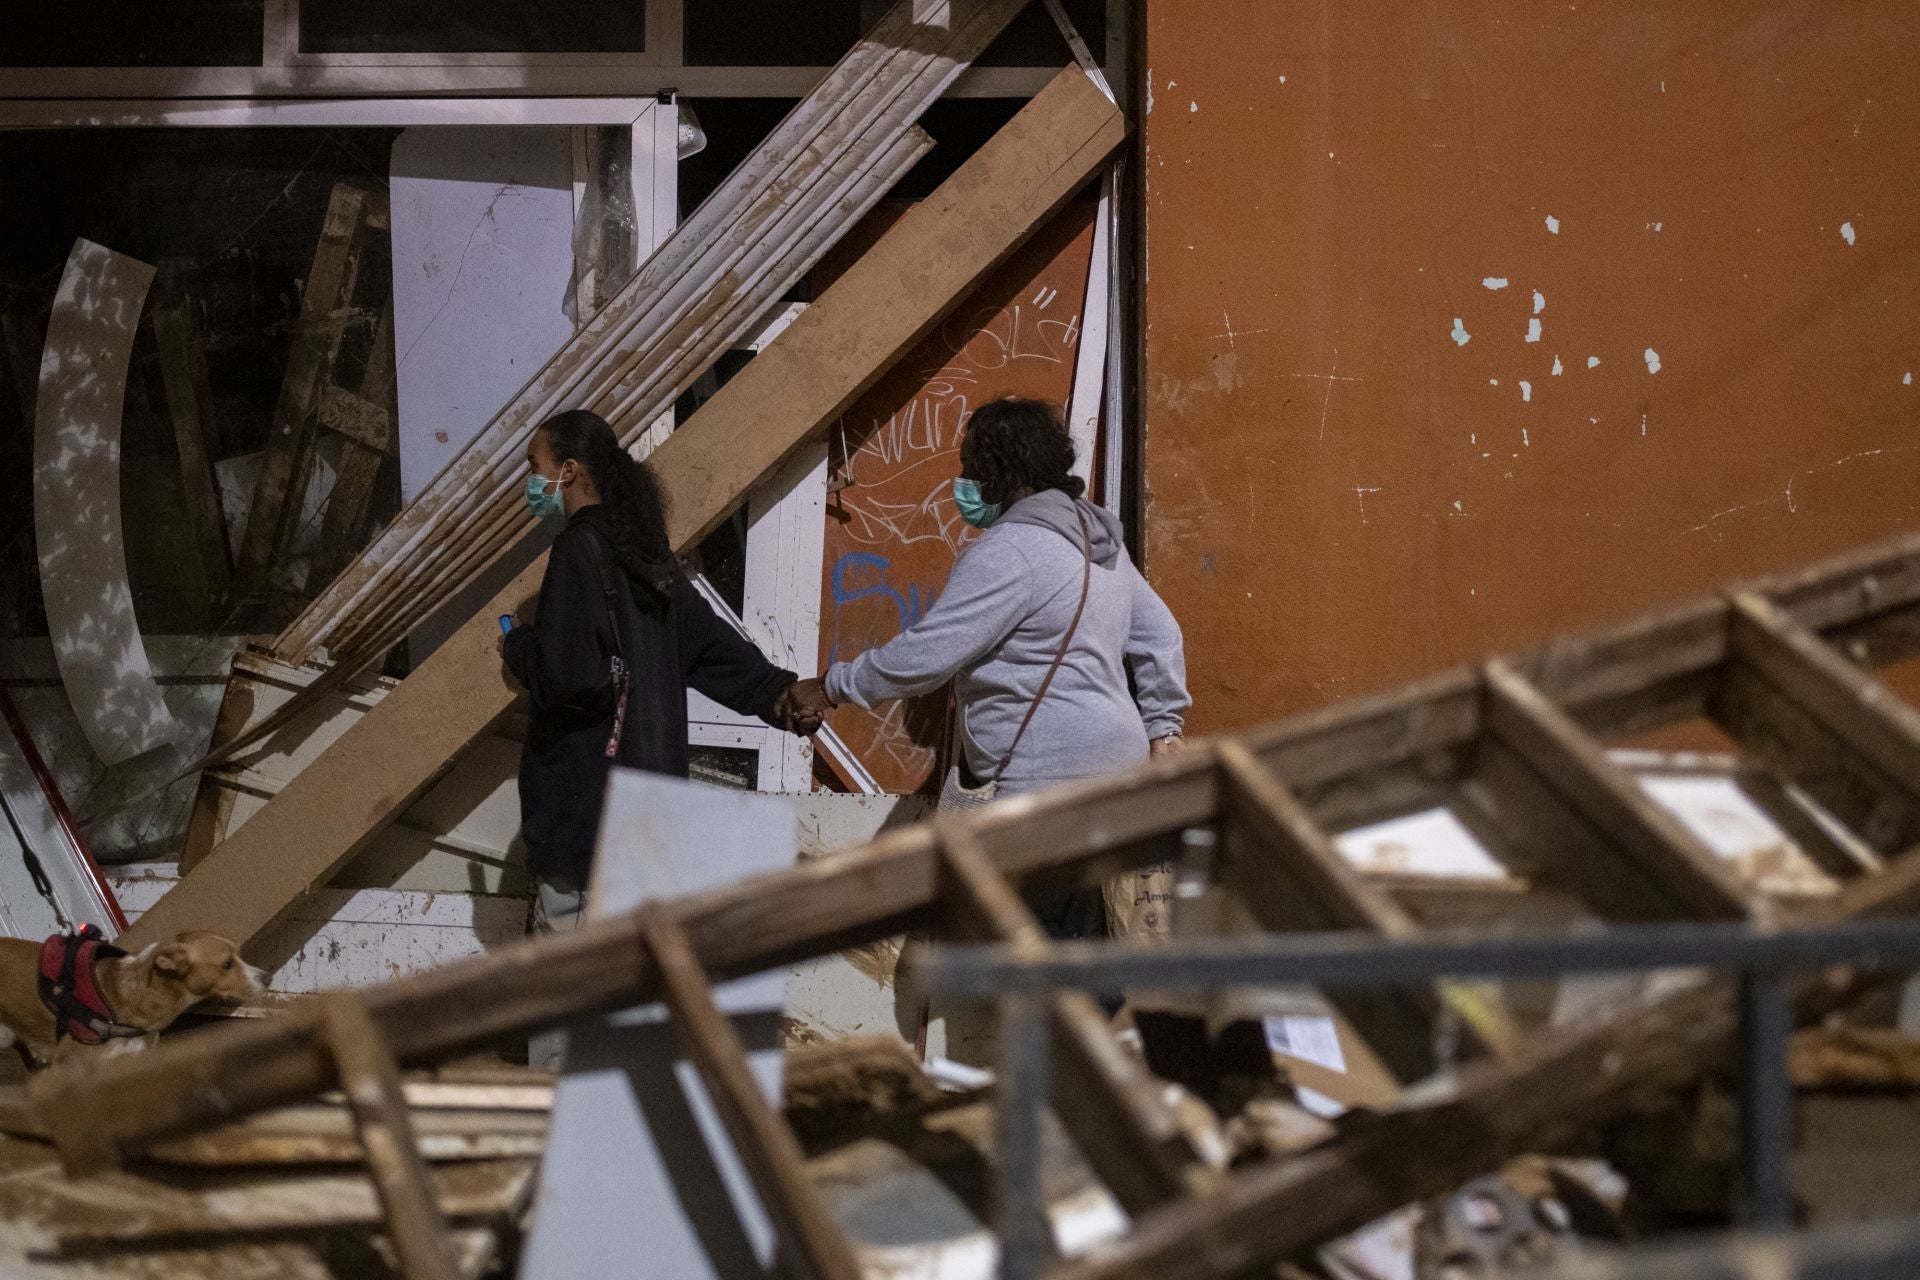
[29,531,1920,1277]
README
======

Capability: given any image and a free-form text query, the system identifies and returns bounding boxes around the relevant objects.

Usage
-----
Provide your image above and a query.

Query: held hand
[1149,733,1186,760]
[779,678,832,736]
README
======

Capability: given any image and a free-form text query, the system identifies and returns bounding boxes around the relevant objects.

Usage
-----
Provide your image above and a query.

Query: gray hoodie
[825,490,1189,795]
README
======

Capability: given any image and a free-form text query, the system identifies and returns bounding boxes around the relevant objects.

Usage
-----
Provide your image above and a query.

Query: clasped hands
[774,677,832,736]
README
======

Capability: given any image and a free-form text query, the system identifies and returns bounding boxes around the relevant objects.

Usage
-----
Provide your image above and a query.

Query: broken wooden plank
[276,0,1033,666]
[1481,659,1758,922]
[117,68,1126,956]
[151,294,234,606]
[32,238,177,764]
[321,995,461,1280]
[39,533,1920,1172]
[1215,740,1516,1079]
[314,301,398,593]
[643,906,864,1280]
[143,1106,549,1168]
[1044,849,1920,1280]
[1717,590,1920,855]
[235,183,380,597]
[938,822,1206,1213]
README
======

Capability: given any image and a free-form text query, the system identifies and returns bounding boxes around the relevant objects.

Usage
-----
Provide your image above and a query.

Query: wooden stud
[149,296,233,606]
[1481,659,1757,922]
[318,994,461,1280]
[1716,590,1920,855]
[938,820,1204,1214]
[641,906,864,1280]
[1217,740,1520,1077]
[314,299,397,588]
[235,182,379,597]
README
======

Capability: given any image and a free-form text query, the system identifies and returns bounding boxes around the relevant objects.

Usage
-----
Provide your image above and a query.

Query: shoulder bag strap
[990,505,1094,781]
[582,527,634,760]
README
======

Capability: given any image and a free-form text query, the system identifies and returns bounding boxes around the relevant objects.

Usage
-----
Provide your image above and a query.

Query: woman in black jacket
[499,409,825,929]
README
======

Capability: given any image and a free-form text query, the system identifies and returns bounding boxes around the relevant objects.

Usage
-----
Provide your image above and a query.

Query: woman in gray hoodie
[809,397,1190,939]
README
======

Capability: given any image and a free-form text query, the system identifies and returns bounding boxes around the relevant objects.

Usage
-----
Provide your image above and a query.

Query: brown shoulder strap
[992,505,1093,781]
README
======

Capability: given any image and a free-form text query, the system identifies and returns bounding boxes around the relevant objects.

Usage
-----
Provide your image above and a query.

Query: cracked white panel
[390,126,579,507]
[32,239,176,765]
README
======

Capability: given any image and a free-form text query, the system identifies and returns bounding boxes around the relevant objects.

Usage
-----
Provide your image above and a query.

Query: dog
[0,928,264,1070]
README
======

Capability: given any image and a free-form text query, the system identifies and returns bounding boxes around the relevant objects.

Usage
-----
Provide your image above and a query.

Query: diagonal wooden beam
[34,533,1920,1171]
[1216,741,1520,1078]
[641,907,863,1280]
[1480,659,1758,923]
[116,70,1126,954]
[936,821,1207,1215]
[1715,590,1920,856]
[319,994,460,1280]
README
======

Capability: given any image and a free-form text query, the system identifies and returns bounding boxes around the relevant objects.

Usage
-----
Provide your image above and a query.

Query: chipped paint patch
[1189,100,1198,113]
[1451,317,1471,346]
[1841,221,1857,246]
[1644,347,1662,374]
[1482,277,1510,290]
[1906,372,1914,386]
[1587,355,1601,369]
[1532,291,1546,315]
[1552,355,1564,376]
[1545,215,1561,234]
[1520,381,1532,403]
[1526,319,1543,343]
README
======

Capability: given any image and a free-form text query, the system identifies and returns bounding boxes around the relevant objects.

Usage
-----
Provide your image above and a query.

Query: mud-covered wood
[643,907,863,1280]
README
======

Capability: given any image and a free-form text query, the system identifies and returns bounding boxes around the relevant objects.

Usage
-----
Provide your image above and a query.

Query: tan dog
[0,930,264,1069]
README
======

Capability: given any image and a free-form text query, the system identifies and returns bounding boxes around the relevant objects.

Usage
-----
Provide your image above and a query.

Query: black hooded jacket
[501,506,795,885]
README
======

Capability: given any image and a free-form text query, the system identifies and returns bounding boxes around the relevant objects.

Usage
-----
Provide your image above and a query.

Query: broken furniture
[26,531,1920,1275]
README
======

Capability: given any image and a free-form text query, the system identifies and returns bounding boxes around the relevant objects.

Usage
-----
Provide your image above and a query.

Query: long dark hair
[959,397,1085,506]
[536,409,675,590]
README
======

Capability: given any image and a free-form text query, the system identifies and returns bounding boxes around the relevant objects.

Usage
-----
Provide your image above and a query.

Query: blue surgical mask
[524,473,564,521]
[951,477,1003,529]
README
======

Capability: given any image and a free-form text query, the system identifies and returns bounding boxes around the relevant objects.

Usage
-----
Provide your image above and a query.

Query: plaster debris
[1552,355,1564,376]
[1526,319,1543,343]
[1451,318,1471,346]
[1483,277,1510,290]
[1588,355,1601,369]
[1545,215,1562,234]
[1644,347,1662,374]
[1841,221,1857,246]
[1520,382,1533,403]
[1532,291,1546,314]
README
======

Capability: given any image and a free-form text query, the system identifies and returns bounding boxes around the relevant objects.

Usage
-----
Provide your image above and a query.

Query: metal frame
[924,916,1920,1273]
[41,526,1920,1277]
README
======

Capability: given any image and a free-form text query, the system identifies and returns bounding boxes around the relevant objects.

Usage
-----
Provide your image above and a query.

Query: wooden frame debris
[34,531,1920,1273]
[274,0,1039,670]
[117,65,1127,953]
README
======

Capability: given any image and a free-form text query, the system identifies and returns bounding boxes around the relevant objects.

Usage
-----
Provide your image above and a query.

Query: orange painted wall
[1140,0,1920,735]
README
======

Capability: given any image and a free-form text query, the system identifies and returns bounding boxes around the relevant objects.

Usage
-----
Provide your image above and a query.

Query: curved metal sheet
[32,238,174,765]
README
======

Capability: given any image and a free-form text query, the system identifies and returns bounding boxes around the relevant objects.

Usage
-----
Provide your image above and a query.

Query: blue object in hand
[498,615,515,635]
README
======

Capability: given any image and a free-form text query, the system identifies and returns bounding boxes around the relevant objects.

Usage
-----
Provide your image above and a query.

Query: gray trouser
[529,875,586,1070]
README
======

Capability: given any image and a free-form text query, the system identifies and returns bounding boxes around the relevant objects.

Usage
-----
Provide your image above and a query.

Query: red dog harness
[37,925,144,1047]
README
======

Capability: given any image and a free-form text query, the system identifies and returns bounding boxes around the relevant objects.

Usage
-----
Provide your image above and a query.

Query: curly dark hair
[958,397,1085,507]
[535,409,675,590]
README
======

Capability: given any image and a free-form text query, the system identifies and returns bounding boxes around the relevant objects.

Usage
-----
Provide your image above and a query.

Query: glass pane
[685,0,1106,68]
[299,0,647,54]
[5,0,264,67]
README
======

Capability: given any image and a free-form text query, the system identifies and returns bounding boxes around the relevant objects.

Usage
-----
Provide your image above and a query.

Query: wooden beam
[150,295,233,606]
[276,0,1033,666]
[1716,591,1920,856]
[938,821,1204,1214]
[313,300,397,587]
[234,182,379,597]
[319,995,460,1280]
[1044,849,1920,1280]
[1481,659,1758,922]
[39,534,1920,1170]
[641,907,864,1280]
[1216,741,1519,1078]
[116,71,1126,956]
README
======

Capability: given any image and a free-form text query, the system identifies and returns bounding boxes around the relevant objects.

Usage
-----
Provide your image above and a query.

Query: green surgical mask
[525,473,564,521]
[952,477,1002,529]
